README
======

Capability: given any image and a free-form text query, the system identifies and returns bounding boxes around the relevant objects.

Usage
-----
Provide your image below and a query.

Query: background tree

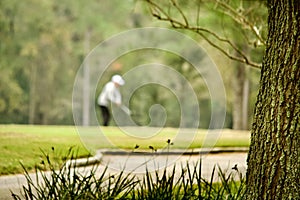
[143,0,299,198]
[0,0,26,123]
[0,0,269,129]
[100,48,214,128]
[0,0,136,124]
[143,0,267,130]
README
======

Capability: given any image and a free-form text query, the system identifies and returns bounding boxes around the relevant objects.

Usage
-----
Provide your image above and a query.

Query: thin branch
[195,30,261,68]
[188,26,249,62]
[214,0,266,45]
[188,27,261,68]
[145,0,170,20]
[145,0,262,68]
[156,14,261,68]
[170,0,189,26]
[196,0,201,27]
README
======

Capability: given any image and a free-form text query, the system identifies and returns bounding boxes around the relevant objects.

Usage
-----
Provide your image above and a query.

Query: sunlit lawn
[0,125,250,175]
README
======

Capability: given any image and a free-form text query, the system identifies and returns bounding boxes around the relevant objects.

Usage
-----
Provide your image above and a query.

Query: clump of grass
[12,145,246,199]
[131,160,245,200]
[11,147,138,200]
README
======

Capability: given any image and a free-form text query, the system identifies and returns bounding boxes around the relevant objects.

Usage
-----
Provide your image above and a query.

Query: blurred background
[0,0,267,130]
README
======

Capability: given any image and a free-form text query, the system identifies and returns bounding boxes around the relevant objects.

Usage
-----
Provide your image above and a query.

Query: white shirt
[97,82,121,107]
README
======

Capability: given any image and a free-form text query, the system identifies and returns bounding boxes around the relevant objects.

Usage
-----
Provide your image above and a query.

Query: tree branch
[170,0,189,26]
[144,0,262,68]
[213,0,266,46]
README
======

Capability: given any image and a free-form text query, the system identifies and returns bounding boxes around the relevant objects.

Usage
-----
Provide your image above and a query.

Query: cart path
[0,152,247,199]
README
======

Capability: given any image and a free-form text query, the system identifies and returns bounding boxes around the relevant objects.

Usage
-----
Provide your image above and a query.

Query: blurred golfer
[97,75,125,126]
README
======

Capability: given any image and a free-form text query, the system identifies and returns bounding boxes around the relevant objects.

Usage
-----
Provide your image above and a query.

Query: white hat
[111,75,125,86]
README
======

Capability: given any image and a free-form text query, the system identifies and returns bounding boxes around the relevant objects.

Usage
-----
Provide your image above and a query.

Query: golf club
[120,105,132,116]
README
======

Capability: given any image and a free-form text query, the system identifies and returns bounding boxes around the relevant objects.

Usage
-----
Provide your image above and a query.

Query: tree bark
[245,0,300,199]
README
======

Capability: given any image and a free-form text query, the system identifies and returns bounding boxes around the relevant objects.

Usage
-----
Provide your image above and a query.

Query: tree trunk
[245,0,300,199]
[29,64,37,124]
[242,65,250,130]
[232,60,250,130]
[82,29,91,126]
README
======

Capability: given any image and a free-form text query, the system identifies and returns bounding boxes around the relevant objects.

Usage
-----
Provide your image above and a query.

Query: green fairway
[0,125,250,175]
[0,125,89,175]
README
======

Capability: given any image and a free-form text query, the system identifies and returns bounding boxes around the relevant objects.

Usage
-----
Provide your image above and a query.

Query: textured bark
[245,0,300,199]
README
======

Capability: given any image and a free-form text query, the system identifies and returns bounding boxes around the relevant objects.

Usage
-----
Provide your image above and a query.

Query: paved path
[0,152,247,199]
[98,152,247,176]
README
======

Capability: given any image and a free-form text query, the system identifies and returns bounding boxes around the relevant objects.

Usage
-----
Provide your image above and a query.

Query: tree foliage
[1,0,263,128]
[0,0,134,124]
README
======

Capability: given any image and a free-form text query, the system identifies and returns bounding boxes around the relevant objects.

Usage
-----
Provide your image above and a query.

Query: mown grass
[0,125,250,175]
[0,125,89,175]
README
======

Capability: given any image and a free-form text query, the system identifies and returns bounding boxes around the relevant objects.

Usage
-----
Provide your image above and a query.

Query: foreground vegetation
[0,125,249,175]
[12,149,246,200]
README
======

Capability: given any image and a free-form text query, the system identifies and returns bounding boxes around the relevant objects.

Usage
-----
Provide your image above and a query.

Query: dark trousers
[100,105,110,126]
